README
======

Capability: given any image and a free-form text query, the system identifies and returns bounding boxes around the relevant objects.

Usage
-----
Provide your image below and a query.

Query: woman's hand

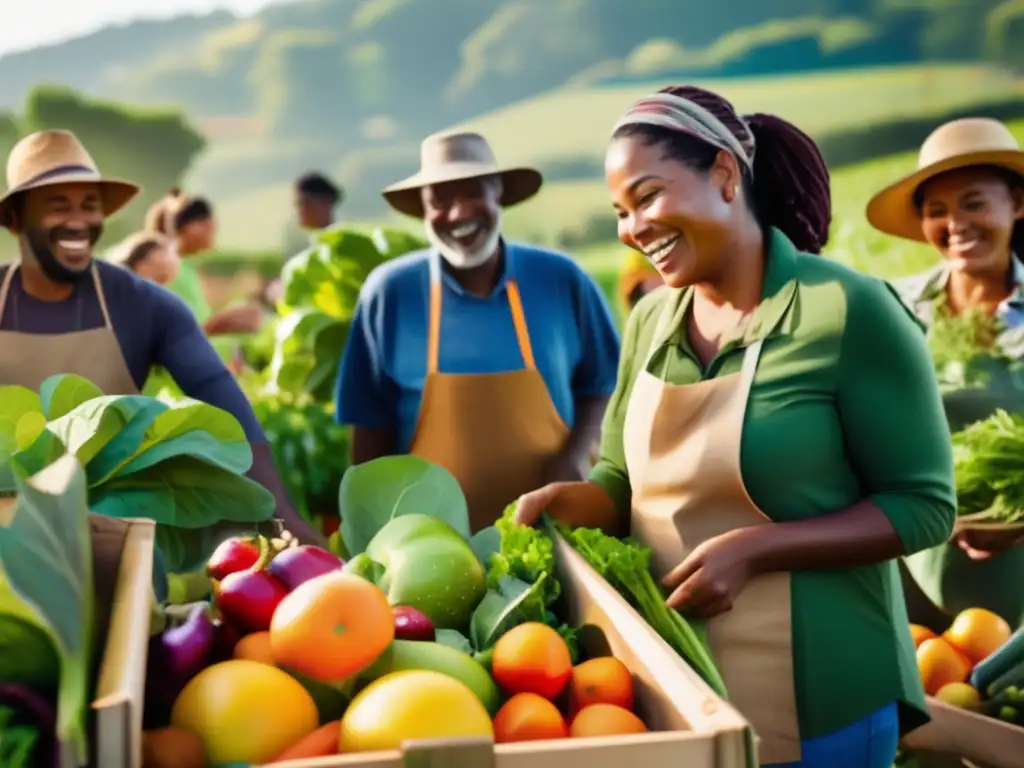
[955,528,1024,561]
[661,528,763,618]
[515,481,621,533]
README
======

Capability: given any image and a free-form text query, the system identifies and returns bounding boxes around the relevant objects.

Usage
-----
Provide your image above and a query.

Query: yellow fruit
[340,670,493,753]
[944,608,1012,665]
[170,660,318,765]
[935,682,981,709]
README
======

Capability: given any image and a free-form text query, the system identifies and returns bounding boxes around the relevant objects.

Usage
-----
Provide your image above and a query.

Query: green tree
[22,85,206,244]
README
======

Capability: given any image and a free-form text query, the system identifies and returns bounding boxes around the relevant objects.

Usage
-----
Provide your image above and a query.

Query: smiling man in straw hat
[0,129,324,546]
[335,130,620,531]
[867,117,1024,629]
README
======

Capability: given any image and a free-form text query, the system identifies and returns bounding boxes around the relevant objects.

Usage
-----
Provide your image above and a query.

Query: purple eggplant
[0,683,58,768]
[143,603,216,727]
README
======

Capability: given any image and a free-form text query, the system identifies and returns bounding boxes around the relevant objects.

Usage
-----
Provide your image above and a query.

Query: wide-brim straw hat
[866,118,1024,242]
[0,129,140,229]
[382,130,543,218]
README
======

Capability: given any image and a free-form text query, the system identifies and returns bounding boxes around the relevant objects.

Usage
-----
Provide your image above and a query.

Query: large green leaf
[45,395,158,467]
[0,386,43,492]
[89,456,275,528]
[339,455,470,557]
[39,374,104,420]
[0,454,92,763]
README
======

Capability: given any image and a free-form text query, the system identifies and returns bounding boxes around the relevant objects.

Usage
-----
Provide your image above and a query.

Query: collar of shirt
[902,253,1024,326]
[652,227,800,356]
[431,239,518,298]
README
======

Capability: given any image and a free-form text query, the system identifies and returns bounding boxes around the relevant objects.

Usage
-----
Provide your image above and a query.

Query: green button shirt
[894,258,1024,629]
[590,228,956,739]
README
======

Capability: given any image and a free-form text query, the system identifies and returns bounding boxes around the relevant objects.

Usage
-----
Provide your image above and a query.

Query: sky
[0,0,286,58]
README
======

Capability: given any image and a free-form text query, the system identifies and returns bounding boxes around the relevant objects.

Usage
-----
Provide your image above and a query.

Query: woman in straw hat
[867,117,1024,629]
[517,86,956,766]
[0,129,323,547]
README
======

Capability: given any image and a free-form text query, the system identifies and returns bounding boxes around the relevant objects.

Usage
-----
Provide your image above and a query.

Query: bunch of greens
[461,506,577,662]
[555,522,728,698]
[953,409,1024,524]
[0,374,275,573]
[251,395,349,529]
[0,455,91,766]
[929,306,1024,391]
[266,227,426,402]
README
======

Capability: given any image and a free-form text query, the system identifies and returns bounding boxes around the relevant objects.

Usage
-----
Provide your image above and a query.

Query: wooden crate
[265,531,755,768]
[82,516,156,768]
[901,698,1024,768]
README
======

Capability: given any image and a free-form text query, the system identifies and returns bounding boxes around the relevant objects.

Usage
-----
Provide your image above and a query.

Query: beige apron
[0,262,139,395]
[410,265,569,532]
[624,304,801,765]
[0,263,140,689]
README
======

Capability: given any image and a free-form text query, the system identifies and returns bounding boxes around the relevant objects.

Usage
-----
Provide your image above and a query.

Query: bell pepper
[344,515,485,632]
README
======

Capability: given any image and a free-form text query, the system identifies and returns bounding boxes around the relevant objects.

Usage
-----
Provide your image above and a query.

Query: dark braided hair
[612,85,832,254]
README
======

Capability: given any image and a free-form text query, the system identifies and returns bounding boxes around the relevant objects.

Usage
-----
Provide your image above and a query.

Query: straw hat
[382,130,542,218]
[0,130,140,229]
[866,118,1024,242]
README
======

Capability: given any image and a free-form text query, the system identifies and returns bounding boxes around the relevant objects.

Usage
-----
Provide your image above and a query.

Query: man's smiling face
[422,176,503,270]
[17,182,105,283]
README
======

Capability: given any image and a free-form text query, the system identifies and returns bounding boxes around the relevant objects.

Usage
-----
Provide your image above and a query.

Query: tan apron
[0,262,139,395]
[0,263,141,695]
[624,304,802,765]
[409,265,569,532]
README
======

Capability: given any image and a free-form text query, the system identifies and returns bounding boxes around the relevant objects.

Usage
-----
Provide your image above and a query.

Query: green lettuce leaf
[339,455,469,557]
[0,454,92,763]
[0,387,43,493]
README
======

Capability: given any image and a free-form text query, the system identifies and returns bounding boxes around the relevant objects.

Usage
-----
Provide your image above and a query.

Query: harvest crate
[265,530,755,768]
[81,515,156,768]
[901,698,1024,768]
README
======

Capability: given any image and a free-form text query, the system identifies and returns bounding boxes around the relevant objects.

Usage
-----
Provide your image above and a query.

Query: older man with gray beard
[335,130,620,532]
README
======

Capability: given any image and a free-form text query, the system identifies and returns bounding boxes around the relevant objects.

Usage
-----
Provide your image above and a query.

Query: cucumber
[986,659,1024,698]
[359,640,501,715]
[970,625,1024,692]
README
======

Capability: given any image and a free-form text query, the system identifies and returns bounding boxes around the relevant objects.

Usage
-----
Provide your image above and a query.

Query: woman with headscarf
[516,86,956,767]
[145,189,262,337]
[866,118,1024,628]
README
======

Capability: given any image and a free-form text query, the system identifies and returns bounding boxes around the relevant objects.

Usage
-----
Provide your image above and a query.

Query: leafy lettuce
[267,227,426,402]
[0,454,92,764]
[0,374,275,573]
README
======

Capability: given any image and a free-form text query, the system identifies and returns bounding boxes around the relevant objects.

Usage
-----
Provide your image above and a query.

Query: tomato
[170,660,319,765]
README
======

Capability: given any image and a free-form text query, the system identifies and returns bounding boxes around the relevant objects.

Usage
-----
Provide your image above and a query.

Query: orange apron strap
[426,279,442,374]
[0,261,16,319]
[91,264,114,329]
[505,280,536,371]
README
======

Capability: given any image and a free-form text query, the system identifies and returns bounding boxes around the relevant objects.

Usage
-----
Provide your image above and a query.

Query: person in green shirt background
[516,85,956,767]
[867,117,1024,629]
[145,189,263,371]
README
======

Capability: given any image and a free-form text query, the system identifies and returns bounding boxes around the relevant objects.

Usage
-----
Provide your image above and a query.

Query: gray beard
[425,214,502,270]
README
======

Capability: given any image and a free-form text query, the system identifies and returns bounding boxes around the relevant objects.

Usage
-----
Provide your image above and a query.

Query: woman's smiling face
[605,132,740,290]
[918,166,1024,279]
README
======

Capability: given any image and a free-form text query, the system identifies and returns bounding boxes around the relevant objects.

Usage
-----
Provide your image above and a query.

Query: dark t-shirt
[0,261,265,443]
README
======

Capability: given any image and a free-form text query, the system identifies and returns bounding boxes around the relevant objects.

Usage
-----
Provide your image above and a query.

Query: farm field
[208,63,1023,252]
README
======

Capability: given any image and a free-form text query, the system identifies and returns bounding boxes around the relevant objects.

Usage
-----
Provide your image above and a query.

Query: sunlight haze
[0,0,288,57]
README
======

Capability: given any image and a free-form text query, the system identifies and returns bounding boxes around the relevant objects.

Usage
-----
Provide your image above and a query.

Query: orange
[492,623,572,700]
[917,637,972,696]
[270,572,394,683]
[233,631,275,665]
[570,704,648,737]
[943,608,1011,665]
[909,624,937,649]
[493,693,569,743]
[568,657,634,716]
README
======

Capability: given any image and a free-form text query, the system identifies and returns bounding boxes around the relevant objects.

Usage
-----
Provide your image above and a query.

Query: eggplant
[143,603,216,728]
[0,683,58,768]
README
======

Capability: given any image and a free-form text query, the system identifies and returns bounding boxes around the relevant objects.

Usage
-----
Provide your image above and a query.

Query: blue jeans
[767,702,900,768]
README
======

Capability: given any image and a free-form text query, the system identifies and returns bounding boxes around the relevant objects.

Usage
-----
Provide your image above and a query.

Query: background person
[516,86,955,768]
[867,117,1024,628]
[106,230,180,286]
[335,130,621,532]
[618,248,664,312]
[0,129,322,546]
